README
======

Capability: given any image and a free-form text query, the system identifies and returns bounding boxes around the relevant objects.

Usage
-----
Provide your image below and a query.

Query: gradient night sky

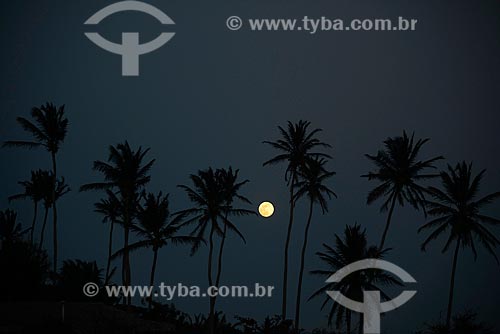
[1,0,500,332]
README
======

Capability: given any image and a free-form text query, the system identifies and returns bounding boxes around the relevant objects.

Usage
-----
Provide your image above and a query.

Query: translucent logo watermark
[84,1,175,76]
[326,259,417,334]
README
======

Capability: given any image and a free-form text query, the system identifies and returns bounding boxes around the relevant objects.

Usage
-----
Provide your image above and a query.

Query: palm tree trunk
[39,207,49,251]
[51,152,58,273]
[122,198,132,306]
[347,310,351,334]
[379,195,397,250]
[446,239,460,329]
[104,220,114,285]
[215,212,229,287]
[358,313,363,334]
[294,199,314,330]
[30,202,38,244]
[148,247,159,310]
[208,222,216,334]
[282,173,296,320]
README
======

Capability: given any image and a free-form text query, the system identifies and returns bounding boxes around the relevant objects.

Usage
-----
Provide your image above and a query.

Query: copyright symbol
[226,16,243,30]
[83,282,99,297]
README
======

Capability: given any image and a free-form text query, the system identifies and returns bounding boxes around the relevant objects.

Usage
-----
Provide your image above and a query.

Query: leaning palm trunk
[30,202,38,244]
[51,152,58,272]
[379,195,397,250]
[446,239,460,329]
[294,199,314,330]
[148,247,159,310]
[104,220,114,285]
[207,223,216,334]
[282,174,296,319]
[39,207,49,251]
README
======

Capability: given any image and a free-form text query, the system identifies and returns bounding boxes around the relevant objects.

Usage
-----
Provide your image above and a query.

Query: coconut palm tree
[418,162,500,329]
[363,131,443,249]
[8,170,46,243]
[94,190,122,285]
[175,168,249,334]
[113,191,198,309]
[80,141,155,305]
[214,167,255,288]
[263,120,331,319]
[309,224,400,333]
[3,103,69,272]
[0,209,29,248]
[38,173,70,253]
[293,158,337,331]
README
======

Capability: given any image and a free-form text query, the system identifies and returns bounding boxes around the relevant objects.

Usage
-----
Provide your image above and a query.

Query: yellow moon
[258,201,275,218]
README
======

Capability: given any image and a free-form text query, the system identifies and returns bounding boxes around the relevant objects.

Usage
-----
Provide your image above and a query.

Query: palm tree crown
[3,103,68,153]
[363,131,443,249]
[294,158,337,212]
[419,162,500,258]
[263,120,331,183]
[309,224,400,331]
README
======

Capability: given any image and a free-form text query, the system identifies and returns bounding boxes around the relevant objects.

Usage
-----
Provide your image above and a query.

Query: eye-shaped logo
[326,259,417,334]
[84,1,175,76]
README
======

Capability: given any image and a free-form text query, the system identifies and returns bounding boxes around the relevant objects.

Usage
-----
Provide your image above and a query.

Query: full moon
[258,201,275,218]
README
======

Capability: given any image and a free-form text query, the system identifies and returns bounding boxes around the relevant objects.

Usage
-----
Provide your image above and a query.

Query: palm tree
[214,167,255,288]
[0,209,29,248]
[94,190,122,285]
[293,158,337,330]
[363,131,443,249]
[263,120,331,319]
[114,191,198,309]
[3,103,69,272]
[418,162,500,329]
[8,170,46,243]
[38,173,70,253]
[80,141,155,305]
[309,224,400,333]
[175,168,249,334]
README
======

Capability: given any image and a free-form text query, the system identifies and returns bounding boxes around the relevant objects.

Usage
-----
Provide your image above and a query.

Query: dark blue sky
[1,0,500,332]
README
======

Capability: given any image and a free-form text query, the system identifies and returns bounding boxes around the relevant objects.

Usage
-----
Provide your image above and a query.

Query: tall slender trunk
[358,313,363,334]
[104,220,114,285]
[39,207,49,251]
[148,247,159,310]
[122,199,132,305]
[446,239,460,329]
[208,223,216,334]
[30,202,38,244]
[282,173,296,320]
[347,310,351,334]
[379,194,397,250]
[215,212,229,287]
[51,152,58,273]
[294,199,314,330]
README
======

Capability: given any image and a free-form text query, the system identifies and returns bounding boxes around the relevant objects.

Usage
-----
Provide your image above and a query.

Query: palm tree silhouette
[3,103,68,272]
[263,120,331,319]
[309,224,400,333]
[214,167,255,288]
[38,173,70,253]
[80,141,155,305]
[8,170,46,243]
[0,209,29,248]
[293,158,337,331]
[113,191,198,309]
[94,189,122,285]
[175,168,251,334]
[363,131,443,249]
[418,162,500,329]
